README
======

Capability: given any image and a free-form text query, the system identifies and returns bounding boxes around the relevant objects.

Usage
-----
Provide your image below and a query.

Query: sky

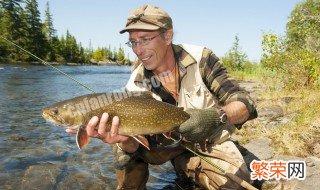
[37,0,303,62]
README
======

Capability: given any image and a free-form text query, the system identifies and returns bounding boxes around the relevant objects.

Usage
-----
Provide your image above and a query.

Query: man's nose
[134,43,144,56]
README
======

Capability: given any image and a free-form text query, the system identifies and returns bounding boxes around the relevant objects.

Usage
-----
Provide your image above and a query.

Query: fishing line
[1,35,187,189]
[0,35,96,93]
[1,35,256,189]
[169,137,258,190]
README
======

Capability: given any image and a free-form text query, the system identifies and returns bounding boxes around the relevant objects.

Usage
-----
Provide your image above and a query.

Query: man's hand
[178,107,222,142]
[66,112,139,153]
[86,113,129,144]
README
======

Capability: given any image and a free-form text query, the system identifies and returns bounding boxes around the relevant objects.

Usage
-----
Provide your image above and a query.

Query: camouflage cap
[120,5,172,34]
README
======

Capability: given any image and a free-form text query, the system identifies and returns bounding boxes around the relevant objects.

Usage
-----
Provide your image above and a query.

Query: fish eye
[51,109,59,115]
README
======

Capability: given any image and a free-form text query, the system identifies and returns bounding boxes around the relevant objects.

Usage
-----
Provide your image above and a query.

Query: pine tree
[42,1,57,61]
[117,45,125,63]
[231,35,247,69]
[125,53,131,65]
[112,47,117,61]
[62,30,80,62]
[57,35,66,63]
[107,44,113,60]
[0,6,8,62]
[84,39,93,63]
[222,35,248,70]
[78,42,86,63]
[0,0,28,61]
[24,0,48,61]
[43,2,56,40]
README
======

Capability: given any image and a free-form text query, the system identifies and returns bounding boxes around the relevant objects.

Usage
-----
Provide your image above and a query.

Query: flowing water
[0,64,176,189]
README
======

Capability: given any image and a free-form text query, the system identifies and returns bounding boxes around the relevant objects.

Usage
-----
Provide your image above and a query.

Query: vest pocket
[185,84,206,109]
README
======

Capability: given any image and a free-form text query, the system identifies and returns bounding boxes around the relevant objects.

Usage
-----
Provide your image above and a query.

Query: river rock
[292,157,320,190]
[21,163,63,189]
[55,167,108,190]
[238,79,320,189]
[243,138,274,160]
[265,155,320,190]
[312,143,320,157]
[258,105,284,119]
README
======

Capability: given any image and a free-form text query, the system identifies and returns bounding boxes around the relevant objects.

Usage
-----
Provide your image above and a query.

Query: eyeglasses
[126,33,163,49]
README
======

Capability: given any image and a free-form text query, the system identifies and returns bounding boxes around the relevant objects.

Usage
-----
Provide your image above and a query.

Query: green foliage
[261,0,320,90]
[228,63,265,81]
[24,0,48,61]
[92,47,107,62]
[42,2,56,40]
[286,0,320,57]
[56,31,87,63]
[0,6,8,62]
[107,45,113,60]
[0,0,29,61]
[261,33,286,70]
[64,30,80,62]
[112,47,117,61]
[124,53,131,65]
[262,33,320,89]
[0,0,131,65]
[221,35,250,71]
[42,1,57,61]
[116,46,125,63]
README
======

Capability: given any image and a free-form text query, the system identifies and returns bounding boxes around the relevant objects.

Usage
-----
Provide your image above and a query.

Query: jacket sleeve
[199,48,258,121]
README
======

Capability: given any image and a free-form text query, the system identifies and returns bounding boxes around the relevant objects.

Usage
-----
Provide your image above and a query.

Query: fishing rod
[0,35,96,93]
[1,35,257,190]
[0,35,187,190]
[0,35,185,190]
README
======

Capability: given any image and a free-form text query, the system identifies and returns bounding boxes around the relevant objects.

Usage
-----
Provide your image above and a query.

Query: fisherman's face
[129,30,172,71]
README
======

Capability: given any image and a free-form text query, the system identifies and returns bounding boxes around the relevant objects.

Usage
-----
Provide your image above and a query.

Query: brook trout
[42,91,189,149]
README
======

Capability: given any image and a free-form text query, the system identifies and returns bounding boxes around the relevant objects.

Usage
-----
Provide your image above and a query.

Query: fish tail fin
[131,135,150,150]
[76,126,90,150]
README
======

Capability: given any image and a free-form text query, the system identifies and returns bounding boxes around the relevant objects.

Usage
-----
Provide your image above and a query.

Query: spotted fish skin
[42,91,190,136]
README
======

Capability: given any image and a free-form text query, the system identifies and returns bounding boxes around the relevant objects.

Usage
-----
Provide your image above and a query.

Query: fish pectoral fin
[131,135,150,150]
[76,126,90,150]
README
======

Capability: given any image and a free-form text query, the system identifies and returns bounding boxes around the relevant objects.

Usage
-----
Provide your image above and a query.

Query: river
[0,64,176,189]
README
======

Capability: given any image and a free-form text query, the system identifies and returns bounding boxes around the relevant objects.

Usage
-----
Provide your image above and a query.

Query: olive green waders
[115,139,250,190]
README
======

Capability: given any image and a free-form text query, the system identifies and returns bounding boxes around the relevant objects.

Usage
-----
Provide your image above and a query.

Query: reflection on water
[0,64,176,189]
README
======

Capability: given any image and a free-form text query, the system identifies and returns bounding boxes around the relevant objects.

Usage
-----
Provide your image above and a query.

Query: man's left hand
[178,107,223,142]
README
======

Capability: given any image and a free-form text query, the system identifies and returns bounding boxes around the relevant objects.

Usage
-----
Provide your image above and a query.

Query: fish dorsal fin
[131,91,156,99]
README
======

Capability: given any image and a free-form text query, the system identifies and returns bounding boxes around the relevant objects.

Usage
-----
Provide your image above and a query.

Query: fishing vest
[126,44,235,144]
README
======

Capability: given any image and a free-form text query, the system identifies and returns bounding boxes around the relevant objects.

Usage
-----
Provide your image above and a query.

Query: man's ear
[164,29,173,45]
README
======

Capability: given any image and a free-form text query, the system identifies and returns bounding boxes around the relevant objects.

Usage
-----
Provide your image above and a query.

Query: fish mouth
[42,110,75,129]
[42,111,56,123]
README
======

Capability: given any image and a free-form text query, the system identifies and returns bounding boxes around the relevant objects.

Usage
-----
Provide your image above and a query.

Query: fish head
[42,102,84,129]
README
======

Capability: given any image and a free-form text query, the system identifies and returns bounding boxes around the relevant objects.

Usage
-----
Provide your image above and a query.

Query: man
[67,4,257,190]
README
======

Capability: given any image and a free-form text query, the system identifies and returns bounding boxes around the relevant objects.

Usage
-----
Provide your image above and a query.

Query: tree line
[0,0,131,65]
[261,0,320,89]
[221,0,320,89]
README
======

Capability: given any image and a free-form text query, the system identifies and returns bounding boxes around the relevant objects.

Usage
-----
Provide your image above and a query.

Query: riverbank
[236,79,320,190]
[0,60,131,66]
